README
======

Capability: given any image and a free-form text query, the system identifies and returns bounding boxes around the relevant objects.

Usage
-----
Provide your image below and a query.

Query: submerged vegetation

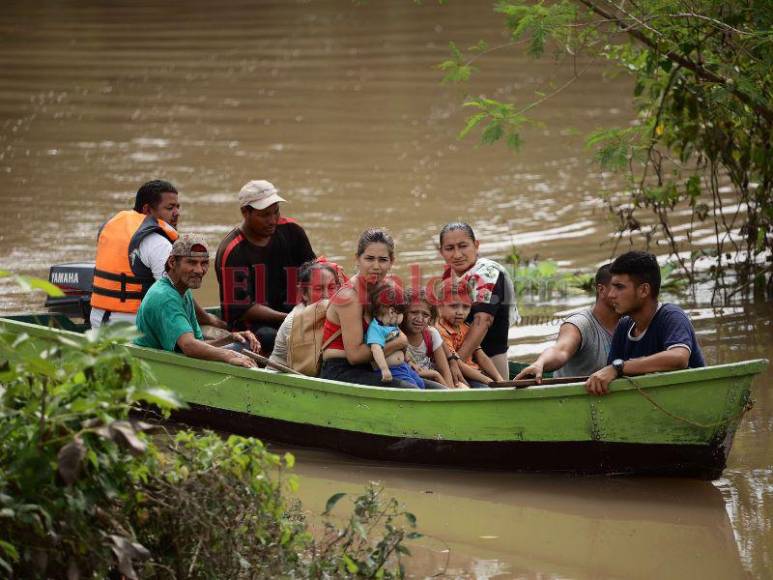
[0,324,419,578]
[505,247,687,300]
[439,1,772,295]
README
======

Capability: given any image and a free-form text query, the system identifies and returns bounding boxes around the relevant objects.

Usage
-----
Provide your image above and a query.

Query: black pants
[321,358,421,389]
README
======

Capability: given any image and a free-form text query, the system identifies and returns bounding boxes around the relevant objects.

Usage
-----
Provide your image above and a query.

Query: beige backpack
[287,300,341,376]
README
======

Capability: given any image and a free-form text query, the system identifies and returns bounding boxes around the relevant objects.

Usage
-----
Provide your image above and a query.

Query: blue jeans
[376,362,425,389]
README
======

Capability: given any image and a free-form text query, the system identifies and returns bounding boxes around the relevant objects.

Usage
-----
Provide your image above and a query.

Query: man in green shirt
[135,234,259,368]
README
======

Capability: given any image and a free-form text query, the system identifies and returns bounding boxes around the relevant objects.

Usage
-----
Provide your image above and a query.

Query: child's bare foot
[381,370,393,383]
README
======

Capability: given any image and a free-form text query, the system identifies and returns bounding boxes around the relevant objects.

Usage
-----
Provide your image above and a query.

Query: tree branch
[576,0,773,123]
[516,62,594,116]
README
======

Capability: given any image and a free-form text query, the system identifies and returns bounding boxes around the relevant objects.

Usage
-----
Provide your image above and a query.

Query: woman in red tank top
[320,229,417,388]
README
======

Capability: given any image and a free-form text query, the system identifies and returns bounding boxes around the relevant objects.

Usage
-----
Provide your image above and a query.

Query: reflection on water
[718,470,773,574]
[0,0,770,577]
[286,448,745,579]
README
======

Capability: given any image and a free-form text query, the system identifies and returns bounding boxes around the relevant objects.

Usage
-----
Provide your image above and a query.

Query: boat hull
[170,403,731,479]
[1,315,767,479]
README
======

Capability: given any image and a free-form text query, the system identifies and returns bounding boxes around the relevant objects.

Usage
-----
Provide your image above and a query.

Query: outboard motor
[45,262,95,320]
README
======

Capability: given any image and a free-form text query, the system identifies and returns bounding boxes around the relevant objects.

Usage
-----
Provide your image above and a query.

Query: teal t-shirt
[134,276,203,351]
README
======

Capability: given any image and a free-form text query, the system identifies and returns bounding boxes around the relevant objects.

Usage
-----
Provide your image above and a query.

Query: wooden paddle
[240,350,305,375]
[489,376,589,389]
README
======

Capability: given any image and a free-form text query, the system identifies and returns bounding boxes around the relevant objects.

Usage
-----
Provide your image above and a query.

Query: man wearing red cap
[215,180,316,355]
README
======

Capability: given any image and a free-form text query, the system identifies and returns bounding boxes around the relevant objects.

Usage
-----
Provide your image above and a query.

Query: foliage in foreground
[438,0,773,293]
[0,325,419,578]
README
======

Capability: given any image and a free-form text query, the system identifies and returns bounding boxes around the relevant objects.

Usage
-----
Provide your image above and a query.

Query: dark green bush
[0,324,419,579]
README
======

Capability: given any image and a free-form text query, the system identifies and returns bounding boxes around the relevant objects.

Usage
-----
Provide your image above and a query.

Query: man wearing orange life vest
[90,180,225,330]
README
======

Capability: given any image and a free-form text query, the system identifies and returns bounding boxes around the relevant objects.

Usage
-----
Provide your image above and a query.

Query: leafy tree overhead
[440,0,772,295]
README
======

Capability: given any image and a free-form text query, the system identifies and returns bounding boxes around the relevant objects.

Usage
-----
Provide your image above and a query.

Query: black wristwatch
[612,358,625,377]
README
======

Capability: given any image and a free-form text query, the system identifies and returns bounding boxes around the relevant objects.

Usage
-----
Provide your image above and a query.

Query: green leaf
[0,541,18,562]
[12,275,65,297]
[685,175,701,200]
[458,112,487,139]
[354,519,368,539]
[755,227,766,252]
[404,511,417,526]
[536,261,558,277]
[342,554,359,574]
[481,121,504,144]
[506,132,522,151]
[448,41,462,61]
[438,41,475,83]
[323,492,346,515]
[11,333,29,349]
[468,39,488,52]
[131,387,182,409]
[0,558,12,576]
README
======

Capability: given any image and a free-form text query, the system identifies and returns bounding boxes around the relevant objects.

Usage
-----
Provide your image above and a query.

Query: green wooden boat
[1,313,767,480]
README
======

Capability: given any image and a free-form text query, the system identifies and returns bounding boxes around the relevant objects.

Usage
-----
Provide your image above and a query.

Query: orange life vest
[91,211,179,313]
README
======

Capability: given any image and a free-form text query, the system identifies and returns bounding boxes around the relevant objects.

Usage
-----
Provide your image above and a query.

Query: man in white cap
[215,180,316,355]
[135,234,258,368]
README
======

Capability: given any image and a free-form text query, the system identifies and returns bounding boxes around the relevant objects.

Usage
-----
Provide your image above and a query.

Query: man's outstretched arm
[515,323,582,382]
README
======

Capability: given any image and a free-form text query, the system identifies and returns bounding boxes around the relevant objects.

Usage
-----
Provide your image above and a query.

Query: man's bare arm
[474,349,504,382]
[622,348,690,375]
[241,303,287,325]
[515,323,582,381]
[456,312,493,361]
[585,347,689,396]
[177,332,256,368]
[194,299,228,329]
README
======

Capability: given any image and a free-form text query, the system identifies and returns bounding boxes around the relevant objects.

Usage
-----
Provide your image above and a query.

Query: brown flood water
[0,1,770,577]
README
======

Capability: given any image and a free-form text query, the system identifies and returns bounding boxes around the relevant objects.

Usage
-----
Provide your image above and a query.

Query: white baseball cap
[238,180,287,210]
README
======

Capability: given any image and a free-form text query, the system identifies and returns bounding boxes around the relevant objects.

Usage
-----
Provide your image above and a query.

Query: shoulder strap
[422,328,433,354]
[320,328,342,352]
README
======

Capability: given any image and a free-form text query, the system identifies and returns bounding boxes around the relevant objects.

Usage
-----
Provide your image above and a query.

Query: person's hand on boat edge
[226,351,257,368]
[230,330,261,354]
[585,365,616,395]
[515,362,544,384]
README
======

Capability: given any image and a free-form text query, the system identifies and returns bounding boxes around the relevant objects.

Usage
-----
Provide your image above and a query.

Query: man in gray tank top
[515,264,619,382]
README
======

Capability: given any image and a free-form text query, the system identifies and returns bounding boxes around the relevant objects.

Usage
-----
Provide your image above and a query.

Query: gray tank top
[553,308,613,378]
